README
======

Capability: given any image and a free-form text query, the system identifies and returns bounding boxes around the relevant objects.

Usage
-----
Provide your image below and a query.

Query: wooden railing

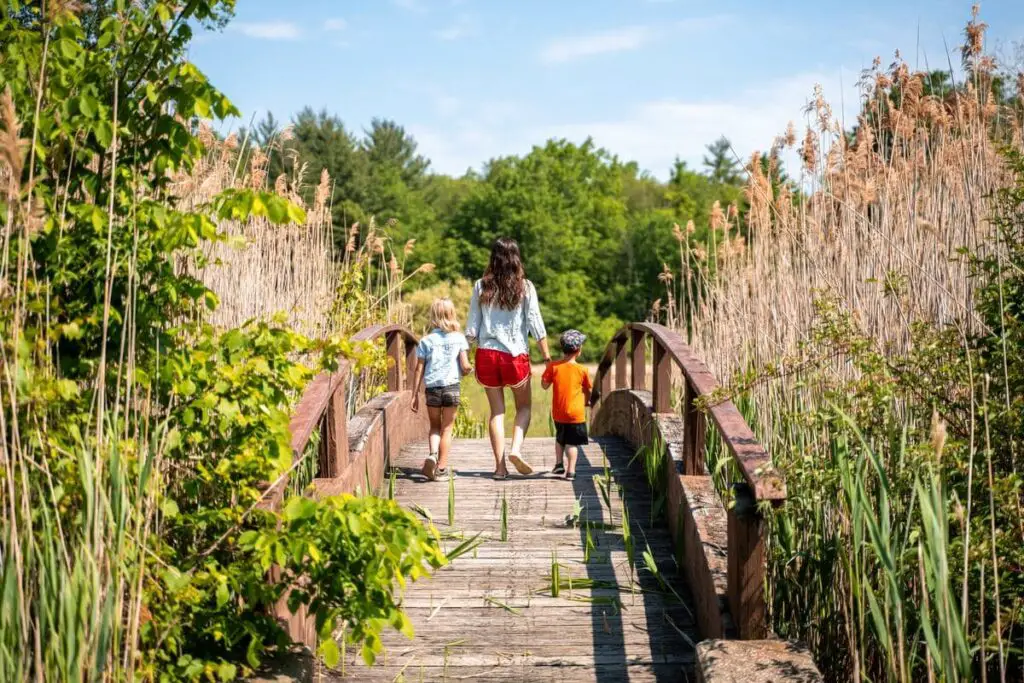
[261,323,426,646]
[591,322,786,639]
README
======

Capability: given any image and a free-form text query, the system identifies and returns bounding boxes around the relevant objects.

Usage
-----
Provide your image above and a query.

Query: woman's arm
[465,281,482,341]
[537,337,551,363]
[524,282,550,361]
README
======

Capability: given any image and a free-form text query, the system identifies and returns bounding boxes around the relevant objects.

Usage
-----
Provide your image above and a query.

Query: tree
[449,139,630,356]
[702,136,742,185]
[362,118,429,190]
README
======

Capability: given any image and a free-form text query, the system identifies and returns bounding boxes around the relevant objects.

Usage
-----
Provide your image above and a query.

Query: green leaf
[286,202,307,225]
[216,662,237,682]
[284,497,317,523]
[79,94,98,118]
[160,498,179,519]
[94,120,113,148]
[320,638,340,669]
[215,581,230,608]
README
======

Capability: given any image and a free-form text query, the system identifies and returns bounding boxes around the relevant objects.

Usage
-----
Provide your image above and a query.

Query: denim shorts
[425,383,461,408]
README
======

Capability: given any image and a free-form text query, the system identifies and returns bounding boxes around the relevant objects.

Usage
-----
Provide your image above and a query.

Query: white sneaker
[422,454,438,481]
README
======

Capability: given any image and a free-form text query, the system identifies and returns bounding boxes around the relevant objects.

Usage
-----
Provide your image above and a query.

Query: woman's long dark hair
[479,237,525,310]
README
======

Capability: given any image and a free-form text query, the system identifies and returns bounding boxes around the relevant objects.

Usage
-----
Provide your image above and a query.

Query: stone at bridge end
[696,639,822,683]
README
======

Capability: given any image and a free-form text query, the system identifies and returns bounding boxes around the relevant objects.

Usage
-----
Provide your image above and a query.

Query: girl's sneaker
[422,454,438,481]
[551,462,566,475]
[436,467,450,480]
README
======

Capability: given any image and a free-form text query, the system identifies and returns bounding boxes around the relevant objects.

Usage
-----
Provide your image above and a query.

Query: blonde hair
[429,298,461,333]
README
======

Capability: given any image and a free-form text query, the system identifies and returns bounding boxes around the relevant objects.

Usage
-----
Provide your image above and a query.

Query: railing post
[682,380,706,475]
[615,337,628,390]
[630,328,646,391]
[599,364,612,402]
[728,483,767,639]
[385,330,402,392]
[325,376,349,477]
[652,340,671,412]
[404,336,418,391]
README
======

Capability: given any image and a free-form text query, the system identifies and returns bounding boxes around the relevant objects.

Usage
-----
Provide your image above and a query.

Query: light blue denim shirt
[416,329,469,388]
[465,279,547,357]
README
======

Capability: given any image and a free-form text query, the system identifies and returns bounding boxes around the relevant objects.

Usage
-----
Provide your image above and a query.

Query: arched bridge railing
[262,323,428,646]
[590,322,786,641]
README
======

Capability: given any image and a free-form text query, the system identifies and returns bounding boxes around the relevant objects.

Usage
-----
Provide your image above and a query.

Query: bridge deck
[341,436,697,682]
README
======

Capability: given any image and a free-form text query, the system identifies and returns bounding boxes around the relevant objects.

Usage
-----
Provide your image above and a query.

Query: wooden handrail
[351,323,420,392]
[592,321,785,639]
[592,322,785,503]
[263,324,421,510]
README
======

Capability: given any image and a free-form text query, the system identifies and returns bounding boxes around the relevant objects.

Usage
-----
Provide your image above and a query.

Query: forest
[238,109,747,357]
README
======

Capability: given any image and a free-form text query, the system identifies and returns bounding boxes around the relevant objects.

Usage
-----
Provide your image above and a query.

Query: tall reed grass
[658,11,1024,680]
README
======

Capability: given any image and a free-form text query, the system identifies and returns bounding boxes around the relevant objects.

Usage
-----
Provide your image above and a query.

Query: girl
[466,237,551,479]
[412,298,473,481]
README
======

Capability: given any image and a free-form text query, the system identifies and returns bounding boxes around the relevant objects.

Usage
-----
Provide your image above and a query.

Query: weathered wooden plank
[330,436,700,681]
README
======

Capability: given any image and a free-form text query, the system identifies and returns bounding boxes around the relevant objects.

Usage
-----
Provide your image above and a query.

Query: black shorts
[555,421,589,446]
[425,384,460,408]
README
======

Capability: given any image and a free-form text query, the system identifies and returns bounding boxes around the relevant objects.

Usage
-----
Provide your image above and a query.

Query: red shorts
[475,349,531,388]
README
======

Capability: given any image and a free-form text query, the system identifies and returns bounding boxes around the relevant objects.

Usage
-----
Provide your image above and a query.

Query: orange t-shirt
[542,360,592,424]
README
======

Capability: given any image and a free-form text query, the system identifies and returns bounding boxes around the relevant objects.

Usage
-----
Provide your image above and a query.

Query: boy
[541,330,592,480]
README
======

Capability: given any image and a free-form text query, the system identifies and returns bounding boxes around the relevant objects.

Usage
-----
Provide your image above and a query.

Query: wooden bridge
[260,324,822,682]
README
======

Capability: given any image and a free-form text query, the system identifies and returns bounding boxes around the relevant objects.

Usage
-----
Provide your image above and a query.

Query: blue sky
[190,0,1023,179]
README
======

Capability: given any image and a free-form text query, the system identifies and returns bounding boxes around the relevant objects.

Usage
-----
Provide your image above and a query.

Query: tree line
[243,110,750,357]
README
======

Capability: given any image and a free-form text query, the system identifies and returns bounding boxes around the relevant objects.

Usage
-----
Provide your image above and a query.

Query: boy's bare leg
[484,387,507,476]
[438,406,458,470]
[554,442,564,467]
[566,445,579,476]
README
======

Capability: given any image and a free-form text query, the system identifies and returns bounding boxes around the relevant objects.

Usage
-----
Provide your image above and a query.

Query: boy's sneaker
[422,454,438,481]
[551,462,566,475]
[564,471,576,481]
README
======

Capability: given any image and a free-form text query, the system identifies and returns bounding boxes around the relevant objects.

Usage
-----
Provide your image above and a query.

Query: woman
[466,237,551,479]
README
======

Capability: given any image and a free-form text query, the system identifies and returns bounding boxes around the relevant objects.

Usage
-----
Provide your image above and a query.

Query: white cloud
[324,18,347,31]
[436,14,478,41]
[540,26,655,64]
[235,21,301,40]
[409,72,861,179]
[538,18,729,64]
[542,72,859,178]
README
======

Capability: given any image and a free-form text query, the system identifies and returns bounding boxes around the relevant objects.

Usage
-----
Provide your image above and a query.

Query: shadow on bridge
[570,436,695,682]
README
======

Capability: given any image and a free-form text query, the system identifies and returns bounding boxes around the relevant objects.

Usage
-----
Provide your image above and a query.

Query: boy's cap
[560,329,586,351]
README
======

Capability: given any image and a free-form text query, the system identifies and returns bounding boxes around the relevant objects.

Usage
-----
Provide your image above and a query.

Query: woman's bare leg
[506,379,534,474]
[438,406,458,470]
[509,378,532,457]
[484,387,507,476]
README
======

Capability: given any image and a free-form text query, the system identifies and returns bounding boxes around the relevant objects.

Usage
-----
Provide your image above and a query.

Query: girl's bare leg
[423,406,443,480]
[485,387,507,476]
[427,406,442,455]
[438,406,458,470]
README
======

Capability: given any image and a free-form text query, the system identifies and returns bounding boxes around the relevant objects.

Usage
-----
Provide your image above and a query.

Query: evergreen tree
[702,136,742,185]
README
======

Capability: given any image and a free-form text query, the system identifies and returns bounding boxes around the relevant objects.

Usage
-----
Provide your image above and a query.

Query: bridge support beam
[728,484,767,640]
